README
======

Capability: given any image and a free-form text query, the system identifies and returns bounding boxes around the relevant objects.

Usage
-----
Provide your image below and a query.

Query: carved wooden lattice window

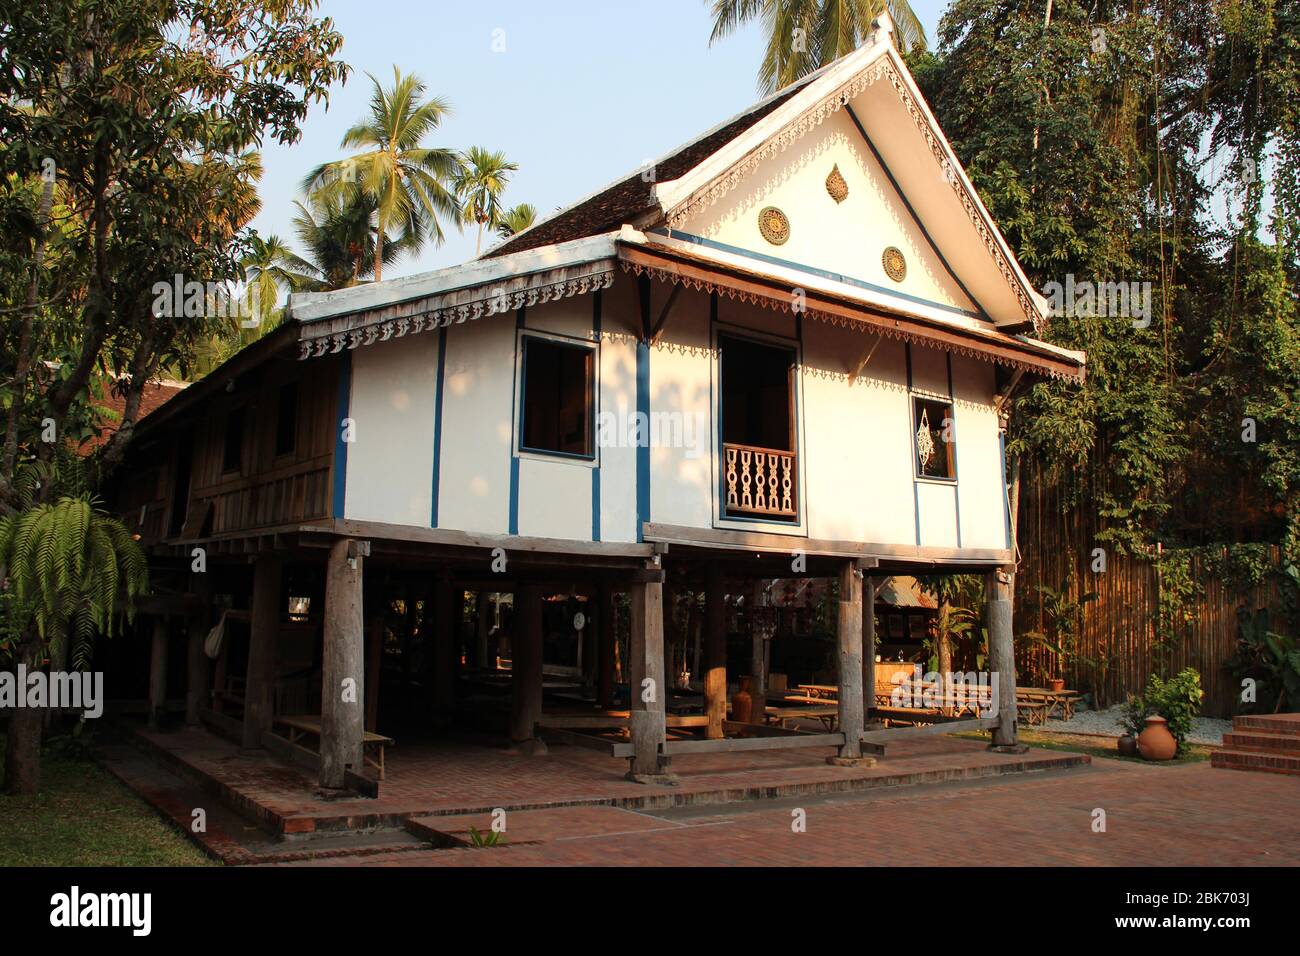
[913,396,956,480]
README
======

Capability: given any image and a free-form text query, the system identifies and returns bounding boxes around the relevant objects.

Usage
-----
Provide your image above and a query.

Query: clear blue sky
[251,0,952,280]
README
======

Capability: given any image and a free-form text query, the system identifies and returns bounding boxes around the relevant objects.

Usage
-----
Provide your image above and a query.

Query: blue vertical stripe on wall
[947,352,962,548]
[430,325,447,527]
[591,291,602,541]
[635,278,651,542]
[332,350,352,518]
[508,308,524,535]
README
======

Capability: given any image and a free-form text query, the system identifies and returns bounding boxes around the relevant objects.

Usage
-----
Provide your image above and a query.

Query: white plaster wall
[952,356,1010,550]
[344,333,438,526]
[437,315,516,535]
[597,274,640,542]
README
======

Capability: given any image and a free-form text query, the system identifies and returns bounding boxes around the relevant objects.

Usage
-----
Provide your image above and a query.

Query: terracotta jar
[731,675,755,724]
[1117,734,1138,758]
[1137,715,1177,761]
[1047,678,1066,692]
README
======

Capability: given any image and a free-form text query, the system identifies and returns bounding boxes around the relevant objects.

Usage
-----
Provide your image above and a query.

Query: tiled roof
[82,380,187,452]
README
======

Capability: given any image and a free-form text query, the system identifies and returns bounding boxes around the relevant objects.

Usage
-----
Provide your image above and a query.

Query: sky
[250,0,953,281]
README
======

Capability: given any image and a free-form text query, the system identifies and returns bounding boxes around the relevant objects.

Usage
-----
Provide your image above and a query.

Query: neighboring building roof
[876,576,938,610]
[83,379,188,451]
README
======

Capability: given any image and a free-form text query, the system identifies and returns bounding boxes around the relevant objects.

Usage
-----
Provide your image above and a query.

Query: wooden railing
[724,442,797,519]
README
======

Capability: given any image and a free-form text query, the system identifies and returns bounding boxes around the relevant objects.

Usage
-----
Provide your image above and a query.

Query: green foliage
[467,826,505,848]
[0,493,148,667]
[1226,601,1300,714]
[1122,668,1205,753]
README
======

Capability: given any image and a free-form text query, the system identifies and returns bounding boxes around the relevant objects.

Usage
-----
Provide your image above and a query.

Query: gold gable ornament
[825,164,849,203]
[758,206,790,245]
[882,246,907,282]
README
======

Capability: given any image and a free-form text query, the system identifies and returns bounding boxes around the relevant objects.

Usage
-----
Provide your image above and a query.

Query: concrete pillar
[985,567,1020,750]
[321,539,365,789]
[242,555,282,749]
[862,576,876,723]
[597,583,615,709]
[831,561,866,763]
[704,568,727,740]
[627,574,669,780]
[509,584,546,753]
[148,616,169,730]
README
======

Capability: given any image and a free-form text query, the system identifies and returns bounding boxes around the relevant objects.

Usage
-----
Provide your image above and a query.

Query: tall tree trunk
[373,227,384,283]
[3,631,45,795]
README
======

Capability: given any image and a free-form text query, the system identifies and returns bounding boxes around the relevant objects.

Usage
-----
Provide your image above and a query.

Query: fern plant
[0,495,148,668]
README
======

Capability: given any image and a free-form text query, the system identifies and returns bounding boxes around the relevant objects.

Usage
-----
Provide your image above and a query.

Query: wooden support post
[985,567,1022,750]
[748,580,768,724]
[475,592,490,671]
[185,573,212,727]
[365,615,383,733]
[704,568,727,740]
[242,555,282,749]
[432,579,458,726]
[862,575,876,723]
[148,616,169,730]
[663,581,678,689]
[321,539,366,789]
[628,574,673,781]
[509,584,546,753]
[597,583,615,709]
[830,561,869,764]
[581,595,597,689]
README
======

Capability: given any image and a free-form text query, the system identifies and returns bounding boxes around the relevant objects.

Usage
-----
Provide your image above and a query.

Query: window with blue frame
[520,335,594,458]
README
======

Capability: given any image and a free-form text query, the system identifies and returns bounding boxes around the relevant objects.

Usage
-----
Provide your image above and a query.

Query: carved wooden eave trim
[296,261,616,360]
[617,246,1083,384]
[659,52,1043,335]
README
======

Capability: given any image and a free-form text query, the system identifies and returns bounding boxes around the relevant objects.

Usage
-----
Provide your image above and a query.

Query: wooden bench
[765,704,839,731]
[274,716,395,781]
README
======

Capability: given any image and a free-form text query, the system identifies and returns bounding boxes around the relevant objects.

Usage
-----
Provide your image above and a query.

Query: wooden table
[275,716,395,781]
[795,684,839,701]
[1017,688,1082,722]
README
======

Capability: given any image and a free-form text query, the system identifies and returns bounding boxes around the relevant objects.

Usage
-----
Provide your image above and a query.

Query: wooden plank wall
[122,357,340,545]
[1016,458,1283,717]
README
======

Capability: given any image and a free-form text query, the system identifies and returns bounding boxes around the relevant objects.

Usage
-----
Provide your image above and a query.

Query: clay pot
[1137,715,1177,761]
[1047,678,1066,692]
[1117,733,1138,758]
[731,675,755,724]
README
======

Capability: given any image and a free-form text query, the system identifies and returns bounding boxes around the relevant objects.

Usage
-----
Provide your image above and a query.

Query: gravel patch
[1041,704,1231,745]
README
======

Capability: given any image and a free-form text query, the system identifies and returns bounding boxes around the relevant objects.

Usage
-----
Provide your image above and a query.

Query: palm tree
[496,203,538,240]
[0,491,148,794]
[454,147,520,255]
[708,0,928,94]
[291,192,414,291]
[240,233,323,333]
[302,67,461,281]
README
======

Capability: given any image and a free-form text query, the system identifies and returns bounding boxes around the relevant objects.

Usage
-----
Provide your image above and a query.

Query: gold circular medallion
[758,206,790,245]
[882,246,907,282]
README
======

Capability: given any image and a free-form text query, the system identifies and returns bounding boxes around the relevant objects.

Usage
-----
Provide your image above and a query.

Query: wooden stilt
[831,561,869,764]
[242,555,282,749]
[749,580,768,724]
[148,616,169,730]
[321,539,366,789]
[985,567,1022,750]
[597,582,615,709]
[365,615,383,732]
[628,573,672,782]
[704,568,727,740]
[432,579,458,727]
[509,584,546,753]
[185,573,212,727]
[862,575,876,723]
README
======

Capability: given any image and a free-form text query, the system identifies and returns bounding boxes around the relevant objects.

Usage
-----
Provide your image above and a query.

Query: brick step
[1221,731,1300,756]
[1232,714,1300,735]
[1211,748,1300,776]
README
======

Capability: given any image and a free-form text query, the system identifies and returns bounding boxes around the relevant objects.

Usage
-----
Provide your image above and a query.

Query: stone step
[1221,731,1300,756]
[1211,748,1300,776]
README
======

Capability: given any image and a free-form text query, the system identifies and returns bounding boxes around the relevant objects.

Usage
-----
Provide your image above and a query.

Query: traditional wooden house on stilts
[111,20,1084,792]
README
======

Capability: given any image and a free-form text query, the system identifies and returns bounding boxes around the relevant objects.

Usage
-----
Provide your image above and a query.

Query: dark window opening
[719,334,798,521]
[520,337,593,457]
[720,335,794,451]
[222,407,245,473]
[275,382,298,457]
[168,438,193,537]
[913,396,956,480]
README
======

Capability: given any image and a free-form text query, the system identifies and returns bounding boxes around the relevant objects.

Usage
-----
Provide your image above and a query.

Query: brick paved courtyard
[279,759,1300,867]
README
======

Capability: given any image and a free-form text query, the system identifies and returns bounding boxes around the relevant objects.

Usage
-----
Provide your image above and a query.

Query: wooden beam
[661,732,845,755]
[648,283,683,345]
[627,575,668,778]
[509,584,545,752]
[242,555,282,749]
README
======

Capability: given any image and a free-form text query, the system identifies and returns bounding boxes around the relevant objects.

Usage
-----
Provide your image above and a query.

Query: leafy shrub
[1121,668,1204,754]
